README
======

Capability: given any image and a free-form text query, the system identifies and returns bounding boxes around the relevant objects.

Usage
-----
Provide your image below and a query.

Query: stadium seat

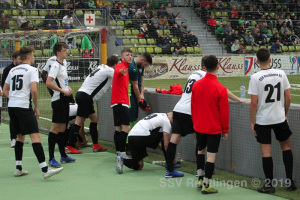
[215,12,222,18]
[222,20,227,25]
[194,46,201,53]
[276,5,282,10]
[71,49,79,55]
[157,30,163,35]
[94,11,102,19]
[139,39,147,45]
[51,0,59,5]
[182,47,187,53]
[12,10,20,16]
[272,29,278,34]
[76,38,81,45]
[110,20,116,26]
[296,46,300,52]
[85,11,93,15]
[129,47,137,53]
[251,21,257,27]
[4,10,11,16]
[30,10,39,16]
[5,29,13,33]
[282,46,289,52]
[281,4,287,10]
[267,46,272,50]
[122,39,131,45]
[164,30,171,35]
[117,20,124,26]
[154,47,162,54]
[35,20,44,26]
[124,29,131,36]
[216,21,221,26]
[186,47,194,54]
[138,47,146,53]
[131,39,139,45]
[9,21,17,28]
[34,50,43,57]
[171,38,178,43]
[146,47,154,54]
[125,20,132,25]
[39,10,47,16]
[253,46,259,52]
[116,29,123,36]
[288,46,295,52]
[147,38,155,45]
[43,49,50,56]
[222,12,228,18]
[246,46,253,51]
[270,13,275,18]
[76,10,84,16]
[131,29,139,35]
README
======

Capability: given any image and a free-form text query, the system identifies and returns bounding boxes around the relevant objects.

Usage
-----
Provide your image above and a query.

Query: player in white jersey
[165,56,250,178]
[248,48,296,193]
[45,42,76,168]
[67,55,119,152]
[3,46,63,179]
[116,112,172,174]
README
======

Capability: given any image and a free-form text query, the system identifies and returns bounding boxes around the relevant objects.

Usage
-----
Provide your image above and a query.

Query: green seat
[281,4,287,10]
[129,47,136,53]
[131,29,139,35]
[251,21,257,26]
[9,21,17,28]
[110,20,116,26]
[164,30,170,35]
[222,20,227,25]
[12,10,20,16]
[75,10,84,16]
[215,12,222,18]
[43,49,50,56]
[154,47,162,54]
[39,10,47,16]
[138,47,146,53]
[116,29,123,36]
[276,5,281,10]
[147,38,155,45]
[194,46,201,53]
[85,11,93,15]
[186,47,194,54]
[4,10,11,16]
[71,49,79,55]
[270,13,275,18]
[51,0,59,5]
[246,46,253,51]
[253,46,260,52]
[117,20,124,26]
[146,47,154,54]
[216,21,221,26]
[122,39,131,45]
[125,20,132,25]
[157,30,163,35]
[222,12,228,17]
[131,39,139,45]
[296,45,300,52]
[124,29,131,36]
[139,39,147,45]
[272,28,278,34]
[182,47,186,53]
[94,10,102,19]
[34,50,43,57]
[282,46,288,52]
[76,39,81,45]
[171,38,178,43]
[288,46,295,52]
[30,10,39,16]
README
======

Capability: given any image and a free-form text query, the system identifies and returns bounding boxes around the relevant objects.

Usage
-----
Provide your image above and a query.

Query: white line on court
[39,117,89,130]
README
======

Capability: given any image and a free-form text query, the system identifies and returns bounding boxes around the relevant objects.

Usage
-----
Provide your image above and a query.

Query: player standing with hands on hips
[248,48,296,193]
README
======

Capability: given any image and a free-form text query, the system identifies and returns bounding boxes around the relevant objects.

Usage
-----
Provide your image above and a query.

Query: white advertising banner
[144,56,245,79]
[245,55,300,76]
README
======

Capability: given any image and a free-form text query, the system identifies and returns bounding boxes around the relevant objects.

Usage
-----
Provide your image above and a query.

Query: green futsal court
[0,123,290,200]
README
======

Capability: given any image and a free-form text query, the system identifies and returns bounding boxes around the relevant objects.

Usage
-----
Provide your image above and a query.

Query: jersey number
[264,82,281,103]
[89,69,100,77]
[12,75,23,91]
[183,79,196,94]
[144,113,157,120]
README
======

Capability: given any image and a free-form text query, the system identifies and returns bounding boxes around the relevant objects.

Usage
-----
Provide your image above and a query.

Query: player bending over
[116,112,172,174]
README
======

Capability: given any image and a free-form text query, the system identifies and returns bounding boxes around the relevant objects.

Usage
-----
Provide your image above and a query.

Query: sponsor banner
[245,55,300,76]
[144,56,244,79]
[34,58,100,82]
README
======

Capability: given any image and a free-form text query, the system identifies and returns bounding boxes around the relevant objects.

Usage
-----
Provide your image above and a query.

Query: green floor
[0,124,287,200]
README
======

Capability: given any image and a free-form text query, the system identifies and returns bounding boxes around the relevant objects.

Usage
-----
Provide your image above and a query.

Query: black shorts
[8,107,39,135]
[129,95,138,122]
[128,131,163,162]
[172,111,195,137]
[196,133,221,153]
[113,104,130,126]
[76,91,95,118]
[51,97,69,123]
[254,120,292,144]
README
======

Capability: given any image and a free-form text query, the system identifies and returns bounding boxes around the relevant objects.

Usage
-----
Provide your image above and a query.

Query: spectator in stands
[37,0,48,9]
[159,16,170,30]
[255,32,265,45]
[187,30,199,46]
[23,22,37,30]
[265,0,275,12]
[129,4,137,18]
[201,4,211,22]
[58,3,69,19]
[239,40,247,54]
[290,30,300,44]
[75,0,87,8]
[83,48,92,58]
[145,3,152,16]
[180,32,189,47]
[166,3,175,17]
[175,13,183,26]
[280,22,289,36]
[135,5,146,17]
[67,37,77,53]
[0,13,9,33]
[278,14,285,28]
[17,11,28,29]
[44,10,58,30]
[260,22,272,39]
[158,4,167,17]
[171,23,181,37]
[140,23,149,38]
[284,15,293,29]
[257,5,264,17]
[245,31,257,47]
[253,23,260,36]
[208,15,216,32]
[230,0,238,8]
[88,0,96,9]
[151,14,159,26]
[216,23,225,42]
[232,30,240,40]
[244,0,251,10]
[266,15,275,30]
[294,22,300,35]
[111,3,121,19]
[231,39,241,54]
[237,23,246,39]
[0,0,10,9]
[96,0,104,8]
[174,41,184,55]
[238,6,246,19]
[270,39,283,53]
[148,23,158,39]
[156,32,166,47]
[80,34,93,53]
[288,0,297,12]
[62,13,75,29]
[180,22,187,34]
[215,0,224,11]
[164,32,173,47]
[245,6,255,20]
[26,0,36,9]
[230,5,239,28]
[225,31,234,48]
[224,22,233,35]
[120,4,130,19]
[270,33,281,44]
[104,4,112,16]
[281,31,293,46]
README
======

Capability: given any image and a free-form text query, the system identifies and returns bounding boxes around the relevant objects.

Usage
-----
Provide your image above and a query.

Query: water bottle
[240,83,245,98]
[176,150,182,164]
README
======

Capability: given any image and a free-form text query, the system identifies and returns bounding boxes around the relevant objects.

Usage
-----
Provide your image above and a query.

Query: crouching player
[116,112,173,174]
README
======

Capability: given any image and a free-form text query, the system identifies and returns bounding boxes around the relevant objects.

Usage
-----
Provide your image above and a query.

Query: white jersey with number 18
[173,70,207,115]
[248,68,290,125]
[5,64,39,108]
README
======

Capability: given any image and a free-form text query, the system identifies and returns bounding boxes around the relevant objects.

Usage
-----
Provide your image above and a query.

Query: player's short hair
[202,55,218,72]
[20,46,35,61]
[106,55,119,67]
[256,48,270,64]
[12,51,20,59]
[140,52,152,65]
[53,42,68,56]
[121,48,133,55]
